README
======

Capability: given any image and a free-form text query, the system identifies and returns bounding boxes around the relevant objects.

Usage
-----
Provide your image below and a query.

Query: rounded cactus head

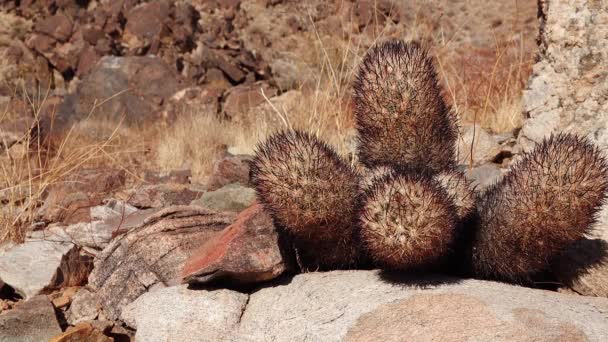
[471,133,608,282]
[353,40,457,172]
[250,130,361,269]
[359,173,458,270]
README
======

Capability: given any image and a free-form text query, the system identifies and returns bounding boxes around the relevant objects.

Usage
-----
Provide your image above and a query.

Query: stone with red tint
[182,203,289,285]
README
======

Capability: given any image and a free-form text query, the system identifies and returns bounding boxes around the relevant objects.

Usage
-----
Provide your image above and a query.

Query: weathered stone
[164,86,222,119]
[121,285,248,342]
[244,90,302,128]
[0,237,91,299]
[38,168,126,225]
[76,44,100,77]
[123,1,170,53]
[236,271,608,341]
[202,50,246,83]
[115,270,608,341]
[192,184,256,212]
[223,82,277,120]
[519,0,608,151]
[66,287,100,325]
[49,322,112,342]
[182,203,288,285]
[457,124,502,166]
[50,286,79,309]
[0,295,62,342]
[88,206,235,320]
[464,163,506,190]
[123,183,202,209]
[35,12,72,42]
[48,200,143,250]
[55,56,187,132]
[206,152,253,191]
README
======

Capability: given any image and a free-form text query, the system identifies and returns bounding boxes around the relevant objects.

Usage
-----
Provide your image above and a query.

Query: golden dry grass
[0,85,141,243]
[0,1,536,242]
[155,8,534,180]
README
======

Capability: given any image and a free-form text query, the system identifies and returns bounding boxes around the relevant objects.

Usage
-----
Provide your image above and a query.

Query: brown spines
[353,40,457,173]
[250,130,361,269]
[471,133,608,282]
[359,173,458,270]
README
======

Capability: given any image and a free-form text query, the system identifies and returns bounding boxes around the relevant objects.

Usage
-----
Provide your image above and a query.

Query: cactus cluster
[250,39,608,283]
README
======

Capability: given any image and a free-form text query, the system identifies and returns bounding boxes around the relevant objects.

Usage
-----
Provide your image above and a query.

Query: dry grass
[0,85,139,243]
[1,1,537,243]
[436,42,530,133]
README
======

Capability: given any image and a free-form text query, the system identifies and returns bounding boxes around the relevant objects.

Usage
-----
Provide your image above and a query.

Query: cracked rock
[121,285,248,342]
[87,206,235,320]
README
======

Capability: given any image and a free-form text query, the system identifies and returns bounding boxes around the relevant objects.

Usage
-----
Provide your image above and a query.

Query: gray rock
[116,270,608,341]
[54,56,186,133]
[88,206,235,320]
[48,200,144,250]
[464,163,507,190]
[192,184,256,212]
[519,0,608,151]
[457,124,502,166]
[237,271,608,342]
[121,285,248,342]
[66,287,101,325]
[0,237,90,299]
[0,295,62,342]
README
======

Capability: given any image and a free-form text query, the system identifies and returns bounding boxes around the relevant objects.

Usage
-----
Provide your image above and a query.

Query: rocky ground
[0,0,607,341]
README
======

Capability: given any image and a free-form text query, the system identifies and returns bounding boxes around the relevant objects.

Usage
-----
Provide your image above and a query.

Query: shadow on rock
[552,238,608,296]
[378,270,463,289]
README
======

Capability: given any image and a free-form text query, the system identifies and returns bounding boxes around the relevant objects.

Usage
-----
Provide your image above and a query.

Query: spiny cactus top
[250,130,361,268]
[359,173,458,270]
[353,40,457,173]
[472,133,608,282]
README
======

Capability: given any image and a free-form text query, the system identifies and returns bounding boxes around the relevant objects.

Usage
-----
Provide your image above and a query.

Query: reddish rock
[123,1,170,54]
[182,203,289,285]
[202,50,247,83]
[88,206,236,320]
[35,12,73,42]
[27,34,55,53]
[163,86,222,121]
[55,56,187,131]
[38,168,127,225]
[76,44,100,77]
[122,183,202,209]
[207,152,253,191]
[222,82,277,120]
[49,322,112,342]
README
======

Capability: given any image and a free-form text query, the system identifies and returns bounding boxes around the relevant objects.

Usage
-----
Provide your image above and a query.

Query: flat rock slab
[239,271,608,341]
[0,295,62,342]
[117,270,608,341]
[88,205,235,320]
[122,285,248,342]
[48,200,148,251]
[191,183,256,212]
[0,238,90,299]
